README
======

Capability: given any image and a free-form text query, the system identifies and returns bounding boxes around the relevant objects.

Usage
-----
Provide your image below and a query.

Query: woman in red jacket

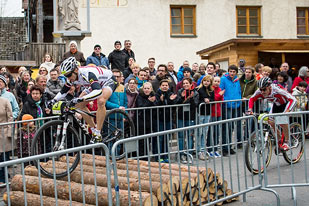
[291,66,309,91]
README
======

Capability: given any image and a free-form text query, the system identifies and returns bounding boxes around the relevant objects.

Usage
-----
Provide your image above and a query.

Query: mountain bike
[245,113,303,174]
[30,100,135,178]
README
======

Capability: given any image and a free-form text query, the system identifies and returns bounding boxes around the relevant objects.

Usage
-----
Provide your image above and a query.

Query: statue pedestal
[53,31,91,50]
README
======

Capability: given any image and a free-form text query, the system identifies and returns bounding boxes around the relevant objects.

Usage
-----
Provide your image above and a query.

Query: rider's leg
[76,92,96,128]
[280,124,289,142]
[96,88,112,131]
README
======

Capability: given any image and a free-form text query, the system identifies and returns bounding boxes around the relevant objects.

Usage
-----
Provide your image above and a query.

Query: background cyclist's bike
[245,113,303,174]
[30,100,135,178]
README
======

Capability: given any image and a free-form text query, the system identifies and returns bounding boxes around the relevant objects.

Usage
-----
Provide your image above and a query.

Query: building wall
[76,0,309,70]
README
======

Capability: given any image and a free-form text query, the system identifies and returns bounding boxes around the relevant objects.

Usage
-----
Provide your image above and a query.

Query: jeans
[152,121,171,160]
[207,116,221,152]
[221,106,242,152]
[0,152,10,182]
[197,115,211,152]
[177,119,195,153]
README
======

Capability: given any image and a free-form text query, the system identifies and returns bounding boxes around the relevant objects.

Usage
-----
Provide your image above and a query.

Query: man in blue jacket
[86,44,110,69]
[220,65,242,156]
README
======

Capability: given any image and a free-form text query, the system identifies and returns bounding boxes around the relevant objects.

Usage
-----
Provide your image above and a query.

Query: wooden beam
[37,0,44,42]
[0,60,37,67]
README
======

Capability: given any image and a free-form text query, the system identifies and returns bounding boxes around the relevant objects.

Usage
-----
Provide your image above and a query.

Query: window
[236,7,261,35]
[297,8,309,35]
[170,6,196,36]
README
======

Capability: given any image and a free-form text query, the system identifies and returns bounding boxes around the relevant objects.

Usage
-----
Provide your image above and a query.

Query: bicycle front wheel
[245,131,272,174]
[283,122,304,164]
[31,120,81,179]
[102,109,135,160]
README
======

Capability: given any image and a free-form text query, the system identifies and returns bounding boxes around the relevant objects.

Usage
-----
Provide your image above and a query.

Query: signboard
[82,0,128,8]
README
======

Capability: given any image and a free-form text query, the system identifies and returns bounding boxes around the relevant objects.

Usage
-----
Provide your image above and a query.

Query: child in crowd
[261,66,272,78]
[26,80,35,94]
[17,114,38,159]
[292,81,308,111]
[273,72,288,91]
[197,75,214,160]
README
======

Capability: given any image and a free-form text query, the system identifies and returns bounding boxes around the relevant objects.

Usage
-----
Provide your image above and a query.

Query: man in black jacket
[108,41,127,72]
[122,40,135,68]
[151,64,175,93]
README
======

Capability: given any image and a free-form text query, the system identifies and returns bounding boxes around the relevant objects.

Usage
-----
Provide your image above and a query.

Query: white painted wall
[74,0,309,70]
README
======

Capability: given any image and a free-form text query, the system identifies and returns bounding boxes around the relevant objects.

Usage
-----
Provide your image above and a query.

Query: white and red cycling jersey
[54,66,114,101]
[248,84,297,113]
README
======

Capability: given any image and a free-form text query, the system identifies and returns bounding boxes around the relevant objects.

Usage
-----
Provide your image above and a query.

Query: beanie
[22,114,34,126]
[69,41,78,47]
[0,75,7,86]
[94,44,101,49]
[183,67,192,73]
[114,40,121,46]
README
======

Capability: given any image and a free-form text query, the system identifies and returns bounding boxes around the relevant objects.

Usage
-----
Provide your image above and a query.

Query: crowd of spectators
[0,39,309,171]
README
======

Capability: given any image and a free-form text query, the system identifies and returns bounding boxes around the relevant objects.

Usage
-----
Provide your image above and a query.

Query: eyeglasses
[114,76,121,78]
[260,87,267,92]
[64,72,73,77]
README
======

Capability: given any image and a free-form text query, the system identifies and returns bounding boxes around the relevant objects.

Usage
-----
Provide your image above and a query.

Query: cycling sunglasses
[260,87,267,92]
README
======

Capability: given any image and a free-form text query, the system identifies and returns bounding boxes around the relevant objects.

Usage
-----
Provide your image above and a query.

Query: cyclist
[247,77,297,151]
[51,57,117,143]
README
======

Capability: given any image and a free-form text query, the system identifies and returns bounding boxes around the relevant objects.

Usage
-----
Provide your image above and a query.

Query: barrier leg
[291,187,297,206]
[259,188,280,206]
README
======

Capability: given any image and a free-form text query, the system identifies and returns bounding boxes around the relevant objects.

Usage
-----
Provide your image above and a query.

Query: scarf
[35,100,43,126]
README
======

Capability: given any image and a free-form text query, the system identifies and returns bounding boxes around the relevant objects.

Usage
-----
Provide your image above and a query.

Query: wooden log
[11,175,158,206]
[215,172,223,186]
[164,194,177,206]
[167,176,179,195]
[225,189,233,203]
[217,180,228,192]
[25,166,162,193]
[156,183,168,202]
[3,191,93,206]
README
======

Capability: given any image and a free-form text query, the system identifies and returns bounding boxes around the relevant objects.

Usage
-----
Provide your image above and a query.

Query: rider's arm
[248,90,262,111]
[54,81,72,101]
[82,72,102,101]
[283,92,297,112]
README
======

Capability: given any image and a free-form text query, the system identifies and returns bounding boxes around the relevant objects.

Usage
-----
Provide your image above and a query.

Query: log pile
[3,154,239,206]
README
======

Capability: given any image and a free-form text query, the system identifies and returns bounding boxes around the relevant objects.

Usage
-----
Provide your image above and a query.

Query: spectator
[220,65,242,156]
[16,66,27,84]
[191,63,199,76]
[153,79,177,162]
[176,78,199,164]
[0,66,7,74]
[36,75,52,102]
[217,69,226,77]
[19,85,51,123]
[59,41,86,66]
[112,69,124,84]
[123,57,135,80]
[238,59,246,77]
[273,71,289,91]
[143,67,151,81]
[215,63,220,75]
[0,96,13,185]
[150,64,174,93]
[124,63,140,84]
[86,44,109,68]
[136,68,148,89]
[239,67,257,99]
[166,62,178,93]
[2,72,16,93]
[26,80,35,94]
[197,75,214,160]
[262,66,272,78]
[46,68,65,99]
[291,66,309,91]
[126,78,139,120]
[16,70,32,104]
[136,82,157,157]
[176,67,196,92]
[123,40,135,68]
[177,60,190,82]
[279,62,293,92]
[38,66,49,80]
[147,57,157,79]
[270,67,280,81]
[197,62,216,86]
[0,75,19,120]
[199,63,207,75]
[108,40,127,72]
[210,76,224,158]
[292,81,308,111]
[40,53,56,73]
[255,63,264,80]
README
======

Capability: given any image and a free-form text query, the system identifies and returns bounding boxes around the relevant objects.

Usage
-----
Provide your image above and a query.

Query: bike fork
[54,121,69,151]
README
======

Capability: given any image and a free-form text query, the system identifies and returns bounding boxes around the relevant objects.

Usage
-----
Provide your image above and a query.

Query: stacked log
[3,155,239,206]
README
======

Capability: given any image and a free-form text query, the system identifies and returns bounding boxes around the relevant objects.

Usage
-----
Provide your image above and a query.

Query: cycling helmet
[257,77,272,88]
[60,57,78,76]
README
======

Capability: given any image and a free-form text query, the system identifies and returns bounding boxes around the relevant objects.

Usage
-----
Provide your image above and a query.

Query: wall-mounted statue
[59,0,81,30]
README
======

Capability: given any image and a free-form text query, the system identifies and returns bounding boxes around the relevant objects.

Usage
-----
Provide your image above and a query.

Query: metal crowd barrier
[0,143,112,206]
[110,116,281,206]
[258,110,309,206]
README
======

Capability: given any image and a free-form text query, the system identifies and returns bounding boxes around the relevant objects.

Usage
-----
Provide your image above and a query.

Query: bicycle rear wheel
[102,109,135,160]
[283,122,304,164]
[245,131,272,174]
[31,120,81,179]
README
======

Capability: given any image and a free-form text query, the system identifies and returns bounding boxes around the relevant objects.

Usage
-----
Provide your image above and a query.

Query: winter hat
[22,114,34,126]
[0,75,7,86]
[94,44,101,49]
[69,41,78,47]
[298,66,309,77]
[114,40,121,46]
[183,67,192,73]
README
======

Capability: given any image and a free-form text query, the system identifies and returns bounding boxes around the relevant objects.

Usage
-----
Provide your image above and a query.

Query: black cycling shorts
[272,102,288,113]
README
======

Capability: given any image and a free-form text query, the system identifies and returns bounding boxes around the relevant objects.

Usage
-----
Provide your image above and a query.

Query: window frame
[236,6,261,36]
[170,5,196,37]
[296,8,309,36]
